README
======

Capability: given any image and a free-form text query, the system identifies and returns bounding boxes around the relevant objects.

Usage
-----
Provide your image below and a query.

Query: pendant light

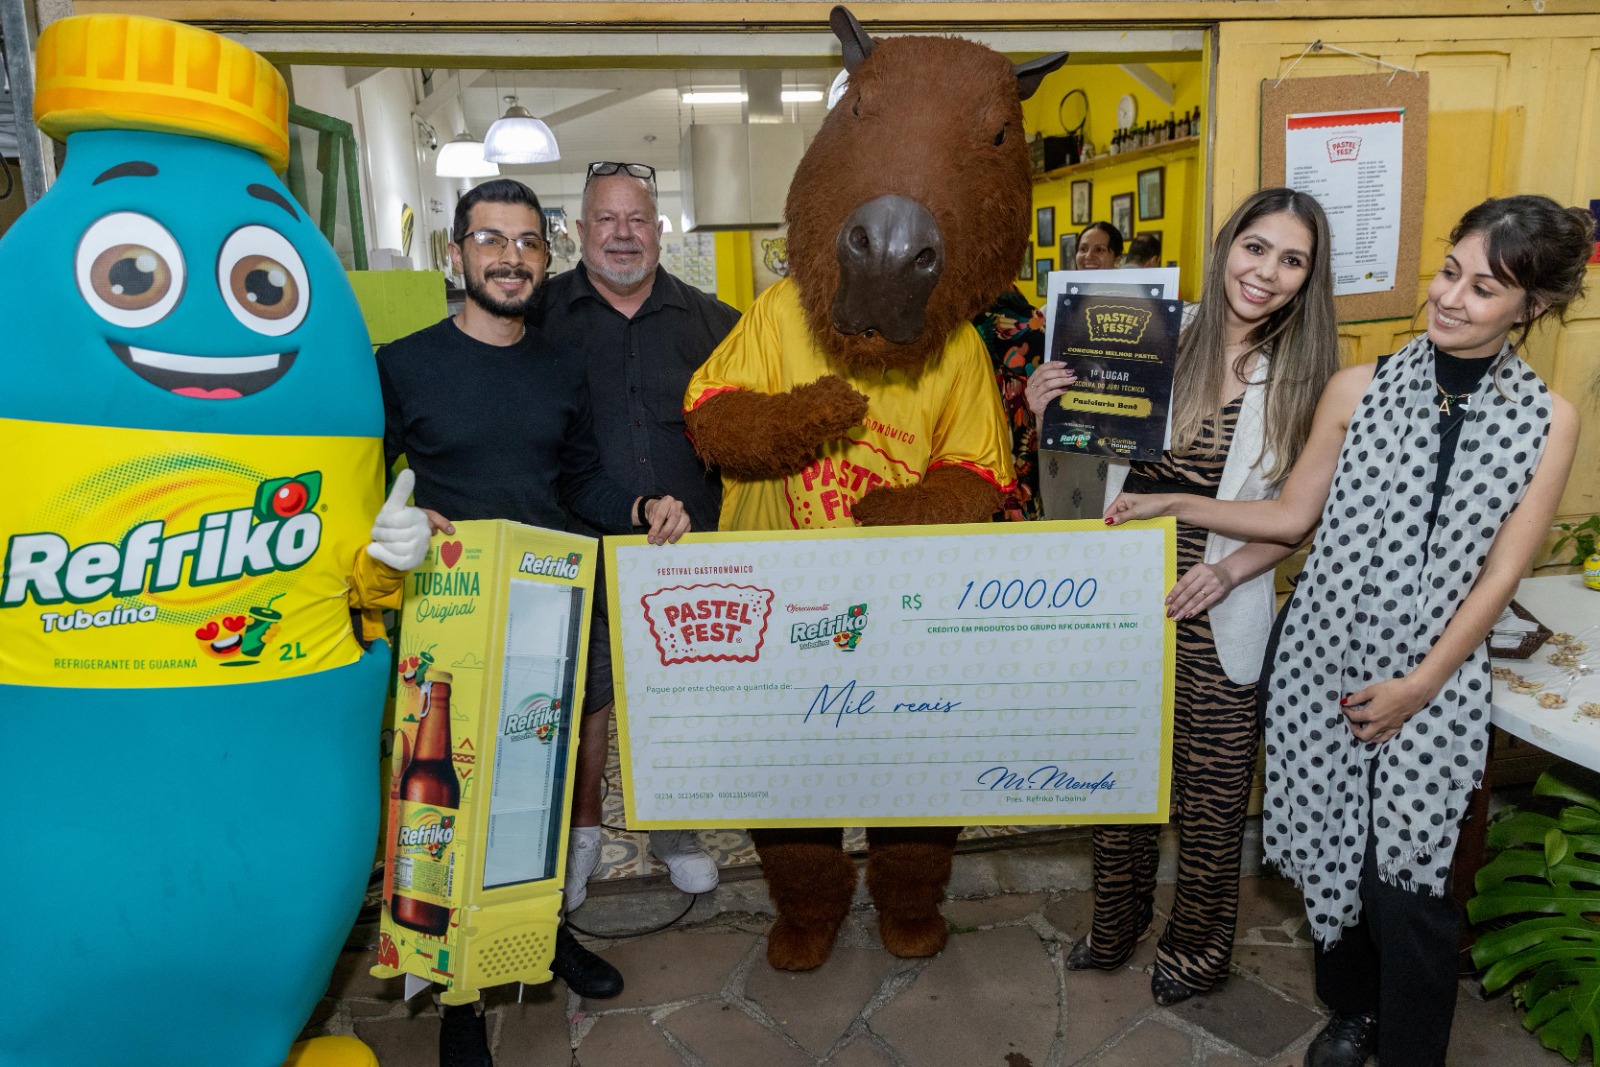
[436,131,499,178]
[483,96,560,164]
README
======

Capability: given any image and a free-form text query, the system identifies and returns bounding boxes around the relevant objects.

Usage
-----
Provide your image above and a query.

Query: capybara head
[785,7,1065,377]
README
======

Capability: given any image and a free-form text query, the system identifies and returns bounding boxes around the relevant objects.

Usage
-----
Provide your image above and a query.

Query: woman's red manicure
[1104,517,1114,525]
[1339,697,1349,706]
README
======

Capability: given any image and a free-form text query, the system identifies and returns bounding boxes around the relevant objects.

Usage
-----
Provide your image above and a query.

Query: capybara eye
[993,126,1006,145]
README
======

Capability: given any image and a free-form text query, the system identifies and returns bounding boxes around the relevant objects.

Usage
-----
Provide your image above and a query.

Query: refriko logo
[3,471,323,609]
[519,550,582,580]
[790,603,869,652]
[504,695,560,744]
[641,583,775,665]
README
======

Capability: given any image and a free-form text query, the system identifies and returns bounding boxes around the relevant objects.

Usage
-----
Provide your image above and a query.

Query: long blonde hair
[1171,188,1339,483]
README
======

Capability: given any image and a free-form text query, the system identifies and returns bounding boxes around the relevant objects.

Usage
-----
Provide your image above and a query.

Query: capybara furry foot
[752,837,858,970]
[877,912,950,958]
[767,915,849,971]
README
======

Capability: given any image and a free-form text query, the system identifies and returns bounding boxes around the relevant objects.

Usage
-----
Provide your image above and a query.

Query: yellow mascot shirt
[687,278,1015,531]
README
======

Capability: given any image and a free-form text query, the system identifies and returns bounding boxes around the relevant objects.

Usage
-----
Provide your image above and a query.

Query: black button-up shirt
[533,262,740,535]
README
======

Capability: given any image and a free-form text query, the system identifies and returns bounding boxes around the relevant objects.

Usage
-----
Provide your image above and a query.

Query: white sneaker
[649,829,719,894]
[564,825,603,911]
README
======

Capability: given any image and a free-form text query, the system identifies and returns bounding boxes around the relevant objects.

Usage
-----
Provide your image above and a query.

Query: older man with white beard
[532,162,740,912]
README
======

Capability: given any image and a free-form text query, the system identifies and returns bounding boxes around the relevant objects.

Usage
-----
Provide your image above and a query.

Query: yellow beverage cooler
[371,519,596,1003]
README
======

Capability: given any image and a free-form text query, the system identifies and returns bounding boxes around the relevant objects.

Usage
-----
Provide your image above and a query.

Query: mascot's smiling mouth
[109,342,297,399]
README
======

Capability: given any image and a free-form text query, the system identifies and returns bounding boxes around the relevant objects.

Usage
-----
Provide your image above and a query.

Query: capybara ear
[1015,52,1070,100]
[830,6,875,73]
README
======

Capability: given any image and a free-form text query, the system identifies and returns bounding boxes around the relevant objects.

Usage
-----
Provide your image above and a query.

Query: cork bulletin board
[1260,72,1430,323]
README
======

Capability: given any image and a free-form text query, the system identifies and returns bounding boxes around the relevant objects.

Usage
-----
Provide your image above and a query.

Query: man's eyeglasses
[585,161,657,189]
[461,229,548,256]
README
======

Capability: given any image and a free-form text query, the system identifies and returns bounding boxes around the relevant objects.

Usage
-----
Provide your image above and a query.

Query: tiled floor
[312,833,1565,1066]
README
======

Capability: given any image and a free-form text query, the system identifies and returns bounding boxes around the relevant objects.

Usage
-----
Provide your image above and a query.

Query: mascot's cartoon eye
[993,126,1006,145]
[76,212,186,328]
[217,225,311,337]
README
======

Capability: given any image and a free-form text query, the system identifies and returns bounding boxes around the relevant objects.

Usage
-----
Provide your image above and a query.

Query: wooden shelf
[1032,135,1200,184]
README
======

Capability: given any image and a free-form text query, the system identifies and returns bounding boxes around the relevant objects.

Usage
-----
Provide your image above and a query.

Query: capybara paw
[877,912,949,958]
[797,375,871,439]
[766,917,844,971]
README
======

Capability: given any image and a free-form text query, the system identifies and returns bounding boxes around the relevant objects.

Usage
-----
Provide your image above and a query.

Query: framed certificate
[606,520,1176,829]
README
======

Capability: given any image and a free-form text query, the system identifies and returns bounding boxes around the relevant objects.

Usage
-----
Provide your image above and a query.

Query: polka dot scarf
[1262,335,1551,945]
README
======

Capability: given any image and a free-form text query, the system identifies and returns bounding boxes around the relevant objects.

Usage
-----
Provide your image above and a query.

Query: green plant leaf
[1488,810,1561,851]
[1553,828,1575,869]
[1538,773,1600,814]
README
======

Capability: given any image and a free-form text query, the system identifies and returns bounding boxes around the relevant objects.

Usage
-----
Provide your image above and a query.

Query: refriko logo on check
[0,419,380,688]
[640,583,774,665]
[790,603,869,652]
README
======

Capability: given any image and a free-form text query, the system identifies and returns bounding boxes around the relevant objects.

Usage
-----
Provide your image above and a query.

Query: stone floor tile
[583,930,757,1009]
[1087,1018,1193,1066]
[662,1001,813,1067]
[1042,892,1092,941]
[944,892,1045,929]
[326,948,407,1001]
[747,946,890,1055]
[825,1037,897,1067]
[574,1012,686,1067]
[491,981,573,1066]
[1449,982,1567,1064]
[1165,975,1322,1059]
[1202,1052,1254,1067]
[352,1008,442,1067]
[1062,966,1154,1064]
[1232,940,1316,1006]
[871,926,1057,1067]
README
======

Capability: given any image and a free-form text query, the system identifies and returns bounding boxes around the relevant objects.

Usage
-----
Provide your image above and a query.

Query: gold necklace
[1435,381,1473,416]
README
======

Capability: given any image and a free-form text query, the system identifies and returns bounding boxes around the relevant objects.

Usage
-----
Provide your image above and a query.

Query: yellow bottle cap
[34,14,290,173]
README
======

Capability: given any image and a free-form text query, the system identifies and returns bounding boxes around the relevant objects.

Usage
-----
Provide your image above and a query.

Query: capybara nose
[832,195,944,345]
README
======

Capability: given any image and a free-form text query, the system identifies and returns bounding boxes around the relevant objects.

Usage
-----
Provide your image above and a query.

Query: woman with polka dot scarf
[1107,195,1592,1067]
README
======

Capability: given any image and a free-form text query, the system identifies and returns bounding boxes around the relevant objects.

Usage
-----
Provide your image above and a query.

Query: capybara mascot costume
[685,7,1065,971]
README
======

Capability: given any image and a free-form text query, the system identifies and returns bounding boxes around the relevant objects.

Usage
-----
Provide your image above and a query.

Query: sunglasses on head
[585,161,656,188]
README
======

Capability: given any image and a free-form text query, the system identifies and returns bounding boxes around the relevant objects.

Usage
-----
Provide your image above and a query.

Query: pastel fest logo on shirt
[641,583,775,665]
[788,441,916,527]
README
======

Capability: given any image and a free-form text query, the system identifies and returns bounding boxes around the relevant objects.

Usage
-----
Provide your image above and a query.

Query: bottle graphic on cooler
[391,669,461,935]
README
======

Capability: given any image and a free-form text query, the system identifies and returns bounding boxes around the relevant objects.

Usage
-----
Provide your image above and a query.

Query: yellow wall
[1020,61,1205,302]
[1212,14,1600,521]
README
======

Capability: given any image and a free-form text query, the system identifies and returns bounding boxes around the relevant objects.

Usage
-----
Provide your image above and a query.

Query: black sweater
[378,316,635,534]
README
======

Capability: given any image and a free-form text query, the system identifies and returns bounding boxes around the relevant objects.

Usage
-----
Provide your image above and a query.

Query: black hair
[1080,221,1124,257]
[452,179,546,243]
[1450,195,1595,343]
[1124,232,1161,262]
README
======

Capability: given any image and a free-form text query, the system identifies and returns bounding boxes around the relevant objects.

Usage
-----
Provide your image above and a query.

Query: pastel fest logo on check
[641,583,775,665]
[1084,305,1152,345]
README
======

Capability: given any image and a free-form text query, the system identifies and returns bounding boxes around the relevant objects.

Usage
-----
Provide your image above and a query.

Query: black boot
[439,1004,492,1067]
[551,923,624,999]
[1304,1012,1378,1067]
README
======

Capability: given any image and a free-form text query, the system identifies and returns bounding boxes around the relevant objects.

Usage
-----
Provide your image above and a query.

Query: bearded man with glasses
[377,177,691,1067]
[531,161,740,914]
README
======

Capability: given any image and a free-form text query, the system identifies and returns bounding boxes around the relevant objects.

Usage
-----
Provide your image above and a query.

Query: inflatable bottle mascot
[0,15,429,1067]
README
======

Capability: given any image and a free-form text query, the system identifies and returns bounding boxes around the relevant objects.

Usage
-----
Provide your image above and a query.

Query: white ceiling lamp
[483,96,561,164]
[436,131,499,178]
[781,90,824,103]
[681,90,746,105]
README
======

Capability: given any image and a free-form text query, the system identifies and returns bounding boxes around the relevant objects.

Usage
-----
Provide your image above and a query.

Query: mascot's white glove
[367,469,431,571]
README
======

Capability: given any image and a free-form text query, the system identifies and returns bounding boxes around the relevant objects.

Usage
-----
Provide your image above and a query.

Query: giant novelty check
[606,519,1175,828]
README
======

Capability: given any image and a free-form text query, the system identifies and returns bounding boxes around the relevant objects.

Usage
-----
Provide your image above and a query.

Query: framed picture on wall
[1019,254,1034,281]
[1137,167,1165,220]
[1035,258,1052,298]
[1059,232,1078,269]
[1070,180,1092,225]
[1110,193,1134,242]
[1036,206,1056,247]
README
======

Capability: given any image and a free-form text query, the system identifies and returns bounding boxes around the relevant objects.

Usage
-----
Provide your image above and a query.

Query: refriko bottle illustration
[391,669,462,935]
[0,15,399,1067]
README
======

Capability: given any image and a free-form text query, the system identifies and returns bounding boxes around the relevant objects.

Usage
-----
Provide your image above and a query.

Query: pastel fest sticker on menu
[641,583,775,664]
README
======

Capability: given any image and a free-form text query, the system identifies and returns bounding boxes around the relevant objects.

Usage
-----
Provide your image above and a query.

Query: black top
[378,316,636,533]
[1375,344,1496,528]
[531,262,740,535]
